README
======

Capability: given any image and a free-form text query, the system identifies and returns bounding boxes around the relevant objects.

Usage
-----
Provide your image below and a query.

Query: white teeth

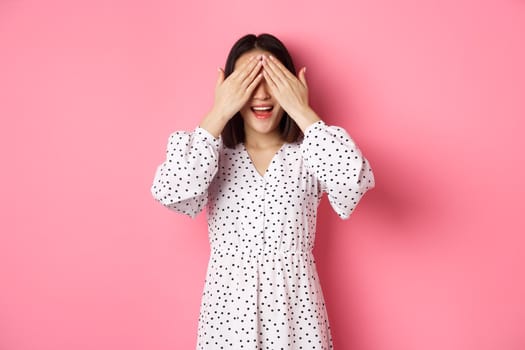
[252,106,272,111]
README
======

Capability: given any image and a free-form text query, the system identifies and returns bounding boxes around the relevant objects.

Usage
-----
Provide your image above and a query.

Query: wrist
[288,105,321,133]
[199,109,231,138]
[209,106,233,123]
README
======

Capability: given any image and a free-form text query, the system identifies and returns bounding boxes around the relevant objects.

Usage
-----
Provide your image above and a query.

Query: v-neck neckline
[242,142,287,179]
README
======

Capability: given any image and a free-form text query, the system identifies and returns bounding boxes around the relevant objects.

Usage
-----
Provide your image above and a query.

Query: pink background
[2,0,524,349]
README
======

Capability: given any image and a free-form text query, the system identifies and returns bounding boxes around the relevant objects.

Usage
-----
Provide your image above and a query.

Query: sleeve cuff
[195,126,220,149]
[303,120,326,138]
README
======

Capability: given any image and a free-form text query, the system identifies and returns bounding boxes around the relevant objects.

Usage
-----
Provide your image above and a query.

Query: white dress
[151,121,374,349]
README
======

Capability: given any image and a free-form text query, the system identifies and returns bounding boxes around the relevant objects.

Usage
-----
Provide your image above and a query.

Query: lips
[251,105,273,119]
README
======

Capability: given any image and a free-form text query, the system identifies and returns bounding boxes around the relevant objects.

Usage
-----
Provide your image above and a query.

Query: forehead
[234,49,269,69]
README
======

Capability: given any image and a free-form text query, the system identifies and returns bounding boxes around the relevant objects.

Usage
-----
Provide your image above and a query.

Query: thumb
[299,67,307,87]
[216,68,225,87]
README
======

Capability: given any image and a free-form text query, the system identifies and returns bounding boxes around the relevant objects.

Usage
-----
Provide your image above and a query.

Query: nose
[252,80,270,100]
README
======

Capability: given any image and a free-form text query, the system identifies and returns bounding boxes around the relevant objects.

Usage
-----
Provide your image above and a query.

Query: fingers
[242,57,263,88]
[298,67,308,88]
[265,55,296,82]
[262,55,285,89]
[261,55,310,115]
[262,68,277,93]
[234,55,262,84]
[263,56,286,87]
[262,55,307,93]
[216,68,225,88]
[262,60,281,96]
[245,71,264,93]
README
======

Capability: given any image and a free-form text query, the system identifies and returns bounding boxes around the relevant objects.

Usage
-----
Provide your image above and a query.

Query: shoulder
[217,140,244,159]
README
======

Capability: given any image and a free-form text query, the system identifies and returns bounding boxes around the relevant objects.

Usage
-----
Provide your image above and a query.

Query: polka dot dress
[151,121,374,349]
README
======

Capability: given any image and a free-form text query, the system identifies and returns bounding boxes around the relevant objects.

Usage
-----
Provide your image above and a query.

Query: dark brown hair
[221,33,303,148]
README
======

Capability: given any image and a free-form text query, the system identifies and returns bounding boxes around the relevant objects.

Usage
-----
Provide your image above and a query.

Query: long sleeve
[150,127,220,218]
[300,121,375,219]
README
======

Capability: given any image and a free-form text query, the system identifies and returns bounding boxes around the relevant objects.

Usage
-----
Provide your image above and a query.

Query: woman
[151,33,374,350]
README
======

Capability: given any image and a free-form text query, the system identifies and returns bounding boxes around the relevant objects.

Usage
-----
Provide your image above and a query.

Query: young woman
[151,33,375,350]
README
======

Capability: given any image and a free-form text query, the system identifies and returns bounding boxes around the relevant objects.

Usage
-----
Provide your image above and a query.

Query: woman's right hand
[200,55,263,138]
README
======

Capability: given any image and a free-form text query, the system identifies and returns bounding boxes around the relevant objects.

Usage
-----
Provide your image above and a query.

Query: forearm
[288,105,322,133]
[199,109,231,139]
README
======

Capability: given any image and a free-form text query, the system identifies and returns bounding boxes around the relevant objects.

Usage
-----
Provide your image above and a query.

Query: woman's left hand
[262,55,320,130]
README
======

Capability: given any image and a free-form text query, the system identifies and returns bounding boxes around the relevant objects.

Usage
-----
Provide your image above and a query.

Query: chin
[241,110,284,135]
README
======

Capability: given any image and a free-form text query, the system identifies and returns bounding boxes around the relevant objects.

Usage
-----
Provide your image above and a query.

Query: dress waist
[210,246,313,256]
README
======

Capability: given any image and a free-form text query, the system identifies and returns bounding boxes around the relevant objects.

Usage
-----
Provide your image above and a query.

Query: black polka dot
[151,121,374,349]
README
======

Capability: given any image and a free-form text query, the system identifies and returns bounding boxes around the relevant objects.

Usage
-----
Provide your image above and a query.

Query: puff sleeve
[150,127,220,218]
[300,121,375,219]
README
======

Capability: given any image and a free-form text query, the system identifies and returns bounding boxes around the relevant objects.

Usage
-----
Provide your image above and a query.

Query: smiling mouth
[251,106,273,112]
[251,106,274,119]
